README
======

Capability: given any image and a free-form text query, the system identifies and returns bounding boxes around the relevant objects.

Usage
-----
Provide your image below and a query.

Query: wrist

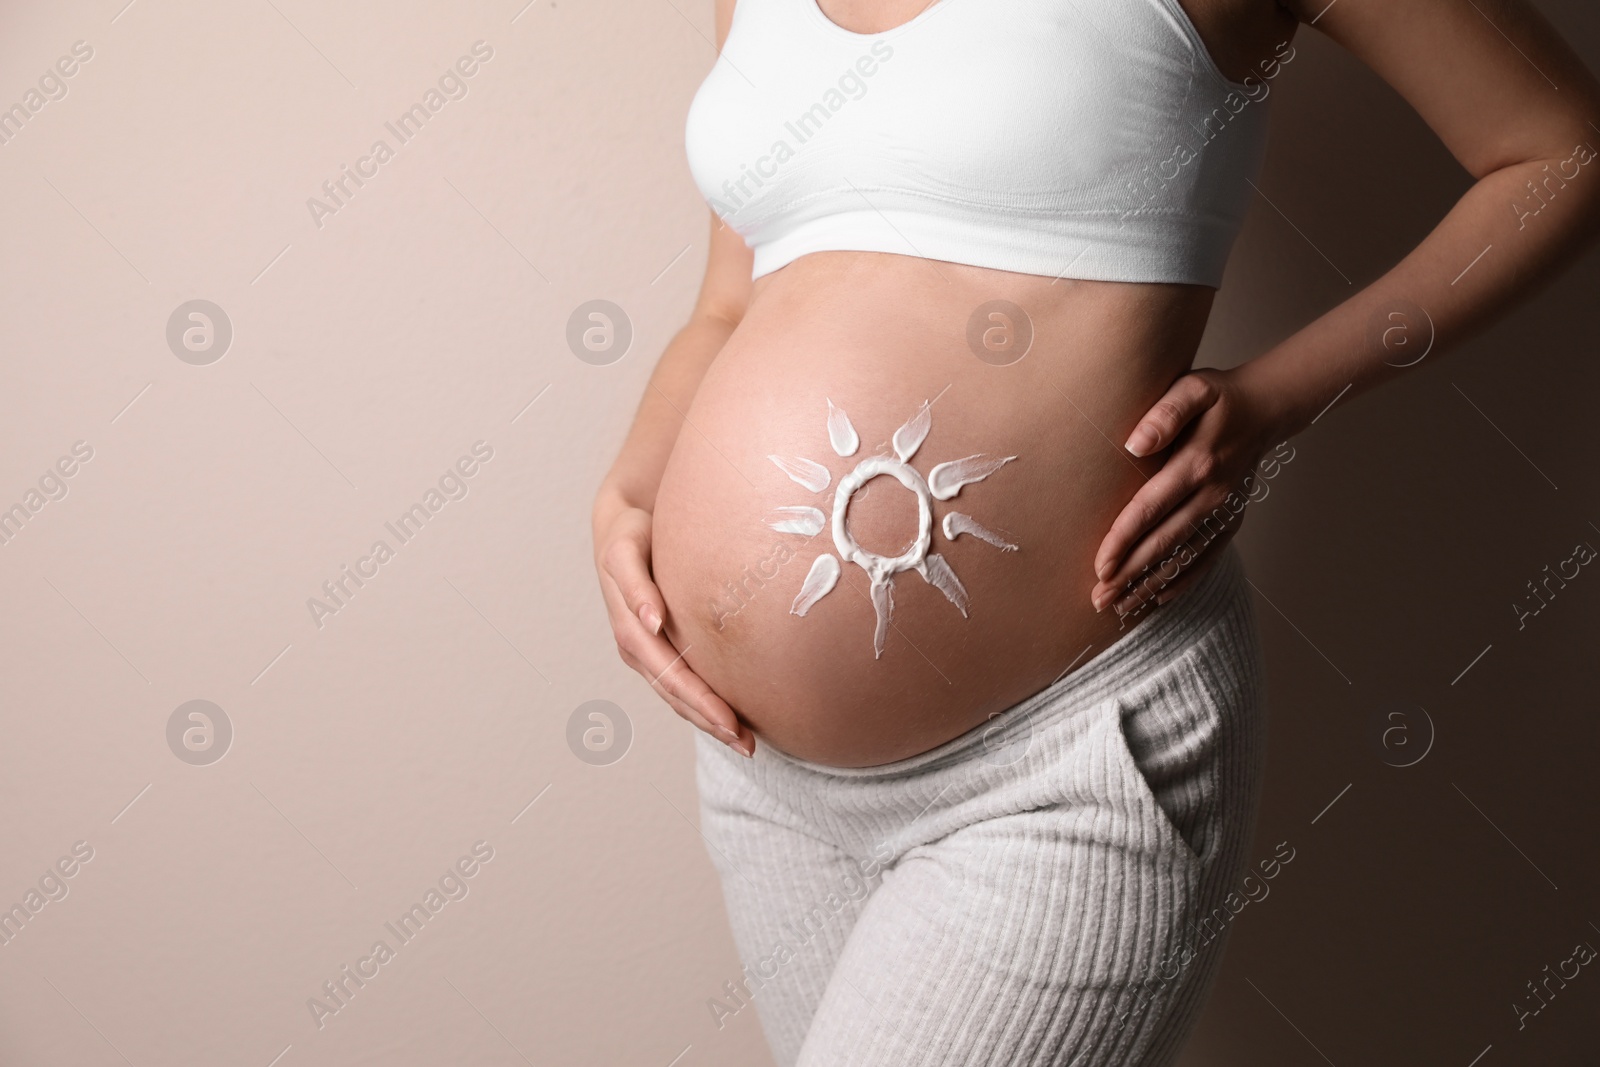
[592,482,637,533]
[1230,356,1308,448]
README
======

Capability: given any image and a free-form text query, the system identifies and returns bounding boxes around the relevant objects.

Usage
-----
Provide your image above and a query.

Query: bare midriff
[651,251,1213,767]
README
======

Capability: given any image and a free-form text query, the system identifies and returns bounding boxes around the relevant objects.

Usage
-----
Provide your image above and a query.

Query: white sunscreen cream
[768,454,830,492]
[766,506,826,536]
[942,511,1018,551]
[774,399,1018,657]
[891,399,932,462]
[928,454,1014,500]
[826,397,859,457]
[790,553,840,615]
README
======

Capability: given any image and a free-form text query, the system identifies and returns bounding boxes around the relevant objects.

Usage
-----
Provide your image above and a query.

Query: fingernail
[1095,560,1113,581]
[725,737,753,758]
[713,723,740,744]
[1125,427,1156,458]
[638,603,662,635]
[1091,588,1112,611]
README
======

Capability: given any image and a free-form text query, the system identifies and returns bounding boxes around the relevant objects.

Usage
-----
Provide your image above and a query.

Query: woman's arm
[1093,0,1600,615]
[592,0,759,754]
[1233,0,1600,436]
[593,215,753,521]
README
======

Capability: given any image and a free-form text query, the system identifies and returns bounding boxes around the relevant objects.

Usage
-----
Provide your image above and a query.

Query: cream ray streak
[942,511,1018,550]
[826,398,859,457]
[870,576,895,657]
[928,454,1015,500]
[767,454,830,492]
[790,554,840,615]
[914,553,969,615]
[892,400,932,462]
[766,506,825,535]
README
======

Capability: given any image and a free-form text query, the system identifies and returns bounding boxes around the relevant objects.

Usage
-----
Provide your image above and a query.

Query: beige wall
[0,1,1595,1064]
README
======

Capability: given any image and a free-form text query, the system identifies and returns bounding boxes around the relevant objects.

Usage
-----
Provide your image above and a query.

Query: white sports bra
[684,0,1274,287]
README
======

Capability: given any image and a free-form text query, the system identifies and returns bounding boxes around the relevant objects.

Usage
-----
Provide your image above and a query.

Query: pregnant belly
[652,253,1211,767]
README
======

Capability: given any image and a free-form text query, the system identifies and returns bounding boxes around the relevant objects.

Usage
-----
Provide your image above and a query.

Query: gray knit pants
[694,544,1268,1066]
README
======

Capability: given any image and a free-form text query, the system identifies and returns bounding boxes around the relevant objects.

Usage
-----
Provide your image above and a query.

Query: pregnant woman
[593,0,1600,1061]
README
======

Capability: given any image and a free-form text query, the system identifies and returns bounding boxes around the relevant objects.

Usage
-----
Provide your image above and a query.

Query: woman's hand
[594,500,755,757]
[1091,367,1287,622]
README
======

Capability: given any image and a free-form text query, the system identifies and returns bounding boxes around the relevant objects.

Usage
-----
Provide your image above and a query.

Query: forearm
[593,311,737,525]
[1237,137,1600,440]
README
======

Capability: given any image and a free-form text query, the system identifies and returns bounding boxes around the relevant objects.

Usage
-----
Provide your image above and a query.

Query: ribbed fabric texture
[695,544,1267,1066]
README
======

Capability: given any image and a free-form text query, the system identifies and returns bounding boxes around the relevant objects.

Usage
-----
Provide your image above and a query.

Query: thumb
[1124,373,1219,458]
[602,511,667,635]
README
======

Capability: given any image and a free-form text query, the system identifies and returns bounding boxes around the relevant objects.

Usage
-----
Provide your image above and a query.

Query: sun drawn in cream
[765,398,1020,658]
